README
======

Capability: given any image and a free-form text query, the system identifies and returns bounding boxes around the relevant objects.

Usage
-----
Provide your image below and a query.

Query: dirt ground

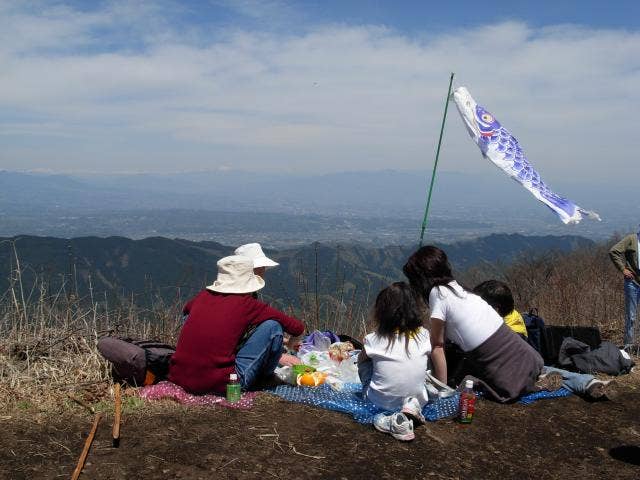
[2,370,640,480]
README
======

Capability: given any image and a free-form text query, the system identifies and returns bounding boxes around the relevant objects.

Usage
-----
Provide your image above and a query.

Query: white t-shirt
[363,327,431,411]
[428,280,503,352]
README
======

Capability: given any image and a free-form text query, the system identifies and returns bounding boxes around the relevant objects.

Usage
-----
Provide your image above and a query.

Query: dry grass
[0,281,184,414]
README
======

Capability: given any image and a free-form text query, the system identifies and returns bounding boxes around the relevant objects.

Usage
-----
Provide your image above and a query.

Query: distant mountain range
[0,234,594,314]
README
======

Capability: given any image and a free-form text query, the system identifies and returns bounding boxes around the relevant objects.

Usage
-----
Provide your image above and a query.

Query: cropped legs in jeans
[624,279,640,345]
[542,366,595,395]
[235,320,283,390]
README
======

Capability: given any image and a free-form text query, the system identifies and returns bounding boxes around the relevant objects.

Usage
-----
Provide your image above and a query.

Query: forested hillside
[1,234,593,314]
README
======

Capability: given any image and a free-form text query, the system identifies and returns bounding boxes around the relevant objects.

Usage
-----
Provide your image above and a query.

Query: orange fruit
[296,371,327,387]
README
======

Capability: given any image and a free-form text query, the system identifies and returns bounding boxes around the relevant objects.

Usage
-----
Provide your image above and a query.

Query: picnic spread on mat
[106,329,582,422]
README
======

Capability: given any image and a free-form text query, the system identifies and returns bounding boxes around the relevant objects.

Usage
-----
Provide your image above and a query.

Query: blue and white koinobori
[453,86,600,225]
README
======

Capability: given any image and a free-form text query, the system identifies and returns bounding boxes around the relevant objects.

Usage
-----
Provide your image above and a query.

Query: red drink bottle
[458,379,476,423]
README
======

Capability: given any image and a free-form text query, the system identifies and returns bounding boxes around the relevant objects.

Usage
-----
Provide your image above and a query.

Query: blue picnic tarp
[268,383,571,424]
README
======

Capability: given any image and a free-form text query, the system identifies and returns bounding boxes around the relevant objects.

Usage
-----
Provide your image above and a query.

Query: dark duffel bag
[540,326,601,366]
[558,337,634,375]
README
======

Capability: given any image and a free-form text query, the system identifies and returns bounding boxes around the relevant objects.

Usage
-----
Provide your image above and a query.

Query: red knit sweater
[168,289,304,394]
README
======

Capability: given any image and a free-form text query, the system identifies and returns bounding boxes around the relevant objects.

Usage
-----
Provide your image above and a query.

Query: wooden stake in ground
[112,383,122,448]
[71,413,102,480]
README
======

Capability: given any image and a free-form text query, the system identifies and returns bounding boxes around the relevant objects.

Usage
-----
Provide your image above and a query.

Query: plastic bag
[425,370,456,399]
[274,366,296,385]
[325,377,345,391]
[298,349,362,385]
[335,355,360,383]
[299,330,339,355]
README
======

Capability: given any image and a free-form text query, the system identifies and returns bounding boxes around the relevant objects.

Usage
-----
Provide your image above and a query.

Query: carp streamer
[452,86,600,224]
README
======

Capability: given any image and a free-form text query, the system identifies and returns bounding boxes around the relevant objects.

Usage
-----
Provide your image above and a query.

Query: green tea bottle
[226,373,241,402]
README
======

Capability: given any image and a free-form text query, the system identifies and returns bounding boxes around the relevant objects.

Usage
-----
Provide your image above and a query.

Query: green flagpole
[419,72,455,247]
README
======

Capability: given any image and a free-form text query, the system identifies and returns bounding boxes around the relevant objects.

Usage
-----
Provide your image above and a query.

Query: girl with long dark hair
[403,246,545,403]
[358,282,431,441]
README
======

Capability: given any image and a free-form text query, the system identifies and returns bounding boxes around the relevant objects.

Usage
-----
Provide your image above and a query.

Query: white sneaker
[373,412,415,441]
[401,396,426,425]
[586,379,620,401]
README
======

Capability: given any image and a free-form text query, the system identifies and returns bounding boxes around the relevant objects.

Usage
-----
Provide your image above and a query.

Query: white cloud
[0,2,638,183]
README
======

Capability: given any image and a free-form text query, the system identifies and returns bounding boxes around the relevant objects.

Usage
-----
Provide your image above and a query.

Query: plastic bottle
[458,379,476,423]
[226,373,241,402]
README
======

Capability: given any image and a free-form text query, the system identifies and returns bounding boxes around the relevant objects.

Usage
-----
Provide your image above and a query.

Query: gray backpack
[97,337,175,386]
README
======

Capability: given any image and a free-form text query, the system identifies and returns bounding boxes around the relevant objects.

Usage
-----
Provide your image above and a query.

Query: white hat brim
[206,275,265,294]
[253,256,279,268]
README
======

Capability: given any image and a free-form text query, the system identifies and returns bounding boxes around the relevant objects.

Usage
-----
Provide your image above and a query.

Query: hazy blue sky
[1,0,639,183]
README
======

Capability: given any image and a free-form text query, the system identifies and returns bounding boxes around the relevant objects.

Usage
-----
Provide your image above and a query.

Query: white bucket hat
[206,255,265,294]
[234,243,279,269]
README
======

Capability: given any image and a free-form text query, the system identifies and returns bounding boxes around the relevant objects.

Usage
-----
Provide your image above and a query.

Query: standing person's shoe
[622,344,640,356]
[535,371,563,391]
[373,412,415,441]
[586,380,620,401]
[401,396,426,425]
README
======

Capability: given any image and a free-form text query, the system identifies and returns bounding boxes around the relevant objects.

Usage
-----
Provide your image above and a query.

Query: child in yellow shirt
[473,280,527,339]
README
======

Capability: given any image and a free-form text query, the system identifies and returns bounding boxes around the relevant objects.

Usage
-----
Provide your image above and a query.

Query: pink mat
[139,381,258,409]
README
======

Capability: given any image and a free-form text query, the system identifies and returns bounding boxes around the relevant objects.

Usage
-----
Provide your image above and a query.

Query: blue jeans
[624,279,640,345]
[235,320,283,390]
[542,366,594,395]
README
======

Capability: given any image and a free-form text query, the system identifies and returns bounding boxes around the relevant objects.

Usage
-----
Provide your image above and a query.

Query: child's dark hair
[473,280,514,317]
[402,245,457,303]
[373,281,425,353]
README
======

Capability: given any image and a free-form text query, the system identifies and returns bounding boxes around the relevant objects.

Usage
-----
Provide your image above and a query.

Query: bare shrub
[477,241,626,343]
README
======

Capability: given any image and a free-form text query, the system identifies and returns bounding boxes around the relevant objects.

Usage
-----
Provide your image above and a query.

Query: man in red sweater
[169,255,305,394]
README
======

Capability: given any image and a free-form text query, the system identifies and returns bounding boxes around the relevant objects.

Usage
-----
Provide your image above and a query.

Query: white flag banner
[452,86,600,224]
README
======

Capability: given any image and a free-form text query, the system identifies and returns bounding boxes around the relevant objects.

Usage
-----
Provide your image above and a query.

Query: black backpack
[522,309,604,366]
[522,308,545,355]
[97,337,175,386]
